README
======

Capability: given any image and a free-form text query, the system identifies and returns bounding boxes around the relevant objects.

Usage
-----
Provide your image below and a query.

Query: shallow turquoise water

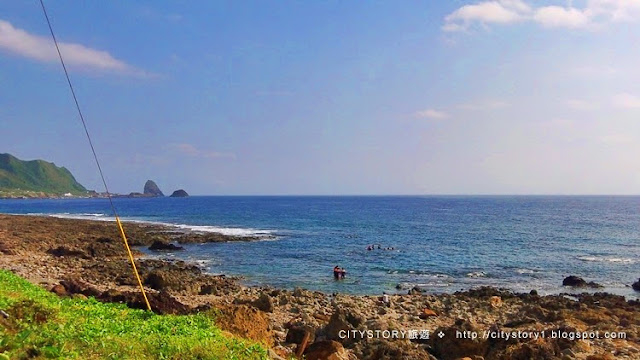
[1,196,639,297]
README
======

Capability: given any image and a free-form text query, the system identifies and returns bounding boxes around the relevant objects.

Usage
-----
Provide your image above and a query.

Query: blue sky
[1,0,640,195]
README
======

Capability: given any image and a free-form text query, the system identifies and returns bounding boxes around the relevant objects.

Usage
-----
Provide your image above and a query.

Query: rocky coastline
[0,214,638,360]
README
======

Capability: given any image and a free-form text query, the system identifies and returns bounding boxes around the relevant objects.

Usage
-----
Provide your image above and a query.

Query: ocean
[1,196,639,298]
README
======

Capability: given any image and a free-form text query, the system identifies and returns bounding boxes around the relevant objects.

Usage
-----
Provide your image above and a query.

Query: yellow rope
[39,0,152,311]
[116,216,152,311]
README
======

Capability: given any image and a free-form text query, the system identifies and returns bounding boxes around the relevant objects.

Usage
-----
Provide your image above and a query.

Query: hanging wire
[38,0,151,311]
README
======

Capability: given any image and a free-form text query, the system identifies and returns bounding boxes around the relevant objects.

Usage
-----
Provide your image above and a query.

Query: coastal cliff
[0,153,87,198]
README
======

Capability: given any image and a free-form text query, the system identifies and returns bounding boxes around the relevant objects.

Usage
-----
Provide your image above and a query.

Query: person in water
[333,266,347,279]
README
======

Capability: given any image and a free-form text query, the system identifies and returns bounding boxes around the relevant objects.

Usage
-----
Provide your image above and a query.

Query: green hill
[0,153,87,196]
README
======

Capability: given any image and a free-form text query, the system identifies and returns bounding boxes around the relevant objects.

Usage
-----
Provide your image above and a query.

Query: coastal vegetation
[0,269,268,360]
[0,153,87,197]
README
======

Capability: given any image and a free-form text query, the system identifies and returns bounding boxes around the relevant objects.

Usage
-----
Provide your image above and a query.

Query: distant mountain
[0,153,87,196]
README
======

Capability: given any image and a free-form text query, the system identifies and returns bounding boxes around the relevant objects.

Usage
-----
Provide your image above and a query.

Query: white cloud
[172,143,236,159]
[587,0,640,22]
[414,109,449,119]
[612,93,640,109]
[444,0,640,32]
[0,19,143,75]
[534,6,591,28]
[567,99,600,111]
[443,0,530,31]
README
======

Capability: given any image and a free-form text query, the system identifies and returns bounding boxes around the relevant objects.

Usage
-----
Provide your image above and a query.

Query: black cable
[38,0,119,216]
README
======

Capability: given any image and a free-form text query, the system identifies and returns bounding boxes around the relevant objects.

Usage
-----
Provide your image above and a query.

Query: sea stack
[170,189,189,197]
[143,180,164,197]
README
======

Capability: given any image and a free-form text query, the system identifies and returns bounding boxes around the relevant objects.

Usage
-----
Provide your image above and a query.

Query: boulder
[325,306,365,340]
[170,189,189,197]
[562,276,603,288]
[50,284,68,297]
[148,241,184,251]
[408,286,423,295]
[60,277,102,298]
[144,270,179,291]
[252,293,275,313]
[286,325,316,345]
[96,289,190,315]
[632,278,640,292]
[47,246,88,258]
[304,341,349,360]
[430,320,488,360]
[143,180,164,197]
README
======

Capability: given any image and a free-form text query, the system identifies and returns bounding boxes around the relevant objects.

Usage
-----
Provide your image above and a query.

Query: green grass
[0,270,269,360]
[0,153,87,195]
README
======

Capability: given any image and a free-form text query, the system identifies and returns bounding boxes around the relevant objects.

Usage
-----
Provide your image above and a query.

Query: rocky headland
[0,214,638,360]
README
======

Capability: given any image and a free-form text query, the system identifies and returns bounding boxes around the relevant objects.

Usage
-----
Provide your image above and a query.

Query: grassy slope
[0,153,87,195]
[0,270,268,360]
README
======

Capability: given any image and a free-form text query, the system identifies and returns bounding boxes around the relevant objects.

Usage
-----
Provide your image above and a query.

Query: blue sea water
[1,196,639,298]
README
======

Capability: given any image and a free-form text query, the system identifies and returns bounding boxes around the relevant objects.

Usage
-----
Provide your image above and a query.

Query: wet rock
[632,278,640,292]
[175,232,261,244]
[148,241,184,251]
[395,283,411,290]
[304,340,349,360]
[253,293,275,313]
[408,286,423,295]
[562,276,603,288]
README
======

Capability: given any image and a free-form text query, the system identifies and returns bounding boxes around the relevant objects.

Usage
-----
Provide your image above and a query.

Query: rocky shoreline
[0,214,639,359]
